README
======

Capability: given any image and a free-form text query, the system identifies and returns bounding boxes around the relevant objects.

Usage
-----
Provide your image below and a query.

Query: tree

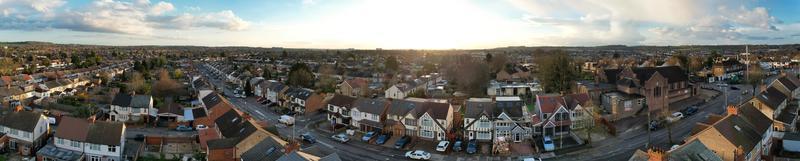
[287,63,314,88]
[490,54,508,73]
[745,64,765,93]
[153,69,180,96]
[317,64,337,93]
[129,72,147,94]
[538,51,577,93]
[41,58,51,68]
[0,58,18,75]
[71,54,81,68]
[384,56,399,73]
[244,78,253,96]
[262,66,272,79]
[422,62,437,74]
[443,55,491,96]
[172,69,184,79]
[687,55,704,73]
[485,53,493,62]
[704,51,722,68]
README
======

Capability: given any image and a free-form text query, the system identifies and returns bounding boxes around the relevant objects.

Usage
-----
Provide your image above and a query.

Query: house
[284,88,324,115]
[597,66,696,116]
[350,98,388,133]
[416,100,454,141]
[326,94,357,126]
[562,93,594,130]
[109,93,155,122]
[771,74,800,100]
[337,78,369,97]
[600,92,645,121]
[492,97,531,142]
[401,98,454,141]
[486,80,541,97]
[40,117,125,161]
[495,65,531,81]
[711,58,744,82]
[239,137,286,161]
[683,104,772,161]
[534,95,575,138]
[206,110,288,161]
[462,98,495,142]
[385,99,422,136]
[0,111,49,156]
[266,81,288,106]
[384,83,413,99]
[197,91,234,128]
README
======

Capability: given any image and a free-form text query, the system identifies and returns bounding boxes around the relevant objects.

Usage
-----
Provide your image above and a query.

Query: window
[108,146,117,152]
[90,144,100,150]
[89,156,100,161]
[71,141,80,147]
[405,118,416,126]
[422,119,433,127]
[421,130,433,138]
[10,129,18,135]
[56,138,64,145]
[479,120,491,128]
[654,86,662,97]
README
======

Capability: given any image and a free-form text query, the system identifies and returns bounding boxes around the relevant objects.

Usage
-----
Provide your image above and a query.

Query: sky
[0,0,798,49]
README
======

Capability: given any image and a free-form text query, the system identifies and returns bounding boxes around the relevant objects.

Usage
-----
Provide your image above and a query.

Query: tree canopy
[537,50,577,93]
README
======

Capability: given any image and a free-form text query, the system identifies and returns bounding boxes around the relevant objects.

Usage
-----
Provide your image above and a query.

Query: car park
[405,150,431,160]
[331,133,350,143]
[362,131,376,142]
[466,139,478,154]
[375,134,390,145]
[543,136,555,151]
[436,141,450,152]
[395,136,410,149]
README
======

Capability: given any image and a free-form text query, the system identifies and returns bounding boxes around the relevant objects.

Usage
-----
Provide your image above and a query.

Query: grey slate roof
[668,140,723,161]
[353,98,388,115]
[0,111,42,132]
[241,137,285,161]
[757,86,788,110]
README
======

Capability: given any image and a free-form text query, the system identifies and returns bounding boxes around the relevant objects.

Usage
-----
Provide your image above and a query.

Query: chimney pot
[727,105,737,116]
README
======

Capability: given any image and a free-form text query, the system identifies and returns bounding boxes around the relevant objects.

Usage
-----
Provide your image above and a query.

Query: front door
[8,140,15,150]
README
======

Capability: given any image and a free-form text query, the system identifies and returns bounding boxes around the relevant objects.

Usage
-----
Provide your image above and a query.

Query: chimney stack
[727,105,737,116]
[647,149,665,161]
[760,84,767,93]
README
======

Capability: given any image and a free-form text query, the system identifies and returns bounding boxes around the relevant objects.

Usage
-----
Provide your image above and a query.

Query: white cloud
[0,0,249,35]
[509,0,787,45]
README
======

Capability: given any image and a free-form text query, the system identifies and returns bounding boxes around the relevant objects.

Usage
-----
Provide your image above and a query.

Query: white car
[196,124,208,130]
[435,141,450,152]
[672,112,685,119]
[405,150,431,160]
[331,133,350,143]
[543,136,555,151]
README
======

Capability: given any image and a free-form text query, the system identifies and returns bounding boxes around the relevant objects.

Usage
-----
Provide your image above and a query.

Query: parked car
[436,141,450,152]
[668,112,685,122]
[466,139,478,154]
[452,139,463,152]
[362,131,376,142]
[300,133,316,144]
[523,158,542,161]
[730,86,740,90]
[375,134,390,145]
[405,150,431,160]
[395,136,410,149]
[682,106,699,116]
[331,133,350,143]
[279,115,295,126]
[176,125,193,131]
[543,136,555,151]
[648,120,664,131]
[196,124,208,130]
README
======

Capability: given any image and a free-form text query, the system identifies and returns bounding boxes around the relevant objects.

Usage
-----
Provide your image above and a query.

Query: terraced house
[350,98,388,133]
[0,110,49,156]
[326,94,358,126]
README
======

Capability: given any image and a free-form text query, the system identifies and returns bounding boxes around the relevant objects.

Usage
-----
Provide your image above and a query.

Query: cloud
[510,0,786,45]
[0,0,249,35]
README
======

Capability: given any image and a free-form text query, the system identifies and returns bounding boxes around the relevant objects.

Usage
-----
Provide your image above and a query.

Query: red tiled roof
[536,95,565,113]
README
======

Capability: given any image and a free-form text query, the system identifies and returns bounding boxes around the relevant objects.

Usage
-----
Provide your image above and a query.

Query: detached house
[351,98,388,133]
[534,94,593,138]
[39,117,125,161]
[399,98,454,141]
[109,93,155,122]
[385,99,422,137]
[326,94,357,126]
[597,66,696,116]
[284,88,325,115]
[0,111,49,156]
[338,78,369,97]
